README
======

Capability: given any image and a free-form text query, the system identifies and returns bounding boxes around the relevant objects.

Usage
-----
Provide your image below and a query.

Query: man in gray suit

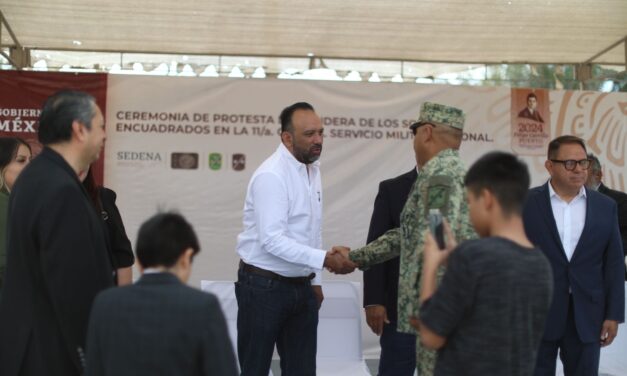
[86,212,237,376]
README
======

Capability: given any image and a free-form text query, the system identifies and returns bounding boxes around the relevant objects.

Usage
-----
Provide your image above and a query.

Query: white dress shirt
[236,143,326,285]
[548,181,587,261]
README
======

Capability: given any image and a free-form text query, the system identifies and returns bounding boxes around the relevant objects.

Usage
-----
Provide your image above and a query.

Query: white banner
[105,76,626,357]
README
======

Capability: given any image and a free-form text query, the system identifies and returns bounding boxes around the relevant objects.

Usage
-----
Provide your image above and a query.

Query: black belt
[239,260,315,285]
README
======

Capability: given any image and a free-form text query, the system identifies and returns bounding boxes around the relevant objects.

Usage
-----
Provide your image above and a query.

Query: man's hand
[365,305,390,336]
[420,221,458,305]
[312,285,324,309]
[422,232,451,272]
[323,246,356,274]
[331,246,350,258]
[600,319,619,347]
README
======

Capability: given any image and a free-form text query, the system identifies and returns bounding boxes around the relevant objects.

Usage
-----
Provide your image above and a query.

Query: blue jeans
[378,322,416,376]
[235,268,318,376]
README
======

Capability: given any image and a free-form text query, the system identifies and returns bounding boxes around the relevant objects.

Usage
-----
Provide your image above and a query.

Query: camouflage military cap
[410,102,465,131]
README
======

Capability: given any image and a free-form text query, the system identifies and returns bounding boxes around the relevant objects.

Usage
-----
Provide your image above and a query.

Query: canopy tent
[1,0,626,66]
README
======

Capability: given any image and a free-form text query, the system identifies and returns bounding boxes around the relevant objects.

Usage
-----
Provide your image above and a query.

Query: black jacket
[86,273,238,376]
[99,187,134,269]
[363,168,417,321]
[598,183,627,279]
[0,147,114,376]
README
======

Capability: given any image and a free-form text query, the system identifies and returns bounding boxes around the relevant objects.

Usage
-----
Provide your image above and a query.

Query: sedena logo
[117,151,163,161]
[116,151,164,168]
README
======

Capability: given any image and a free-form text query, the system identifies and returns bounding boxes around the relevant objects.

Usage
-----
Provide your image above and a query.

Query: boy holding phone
[414,152,554,376]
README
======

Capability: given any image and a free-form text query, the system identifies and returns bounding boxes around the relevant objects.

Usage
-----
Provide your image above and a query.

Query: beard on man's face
[292,142,322,164]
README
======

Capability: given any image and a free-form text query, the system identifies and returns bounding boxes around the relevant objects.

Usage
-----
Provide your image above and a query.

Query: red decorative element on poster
[0,71,108,184]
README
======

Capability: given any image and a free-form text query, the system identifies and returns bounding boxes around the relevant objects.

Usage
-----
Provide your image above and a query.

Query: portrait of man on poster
[518,92,545,123]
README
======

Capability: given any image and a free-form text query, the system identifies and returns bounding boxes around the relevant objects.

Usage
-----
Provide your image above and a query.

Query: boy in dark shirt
[414,151,553,376]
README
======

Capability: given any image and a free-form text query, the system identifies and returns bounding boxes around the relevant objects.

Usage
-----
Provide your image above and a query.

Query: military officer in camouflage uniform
[348,102,476,376]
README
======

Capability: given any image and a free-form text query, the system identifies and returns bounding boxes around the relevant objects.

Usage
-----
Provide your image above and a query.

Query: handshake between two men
[323,246,356,274]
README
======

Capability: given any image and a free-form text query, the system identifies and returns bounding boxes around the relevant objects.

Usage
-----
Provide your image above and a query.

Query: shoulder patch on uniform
[426,175,453,212]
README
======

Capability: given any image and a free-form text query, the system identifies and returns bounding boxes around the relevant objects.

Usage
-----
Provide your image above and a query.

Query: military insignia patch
[232,153,245,171]
[425,175,452,216]
[209,153,222,170]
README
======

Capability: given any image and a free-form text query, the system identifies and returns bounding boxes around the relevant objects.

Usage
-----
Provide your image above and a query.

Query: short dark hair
[527,92,538,101]
[280,102,315,133]
[464,151,530,216]
[0,137,31,171]
[136,212,200,268]
[587,153,602,173]
[547,135,587,159]
[38,90,97,145]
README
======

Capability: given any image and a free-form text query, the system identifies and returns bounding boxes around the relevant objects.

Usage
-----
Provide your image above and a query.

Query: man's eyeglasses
[550,159,591,171]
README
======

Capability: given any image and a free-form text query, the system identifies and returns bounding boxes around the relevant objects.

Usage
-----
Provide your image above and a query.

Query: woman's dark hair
[0,137,31,170]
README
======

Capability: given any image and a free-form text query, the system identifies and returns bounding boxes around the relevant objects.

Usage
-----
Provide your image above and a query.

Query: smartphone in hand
[428,209,446,250]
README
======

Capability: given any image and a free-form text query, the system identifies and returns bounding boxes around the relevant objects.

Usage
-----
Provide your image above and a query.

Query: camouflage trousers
[416,344,436,376]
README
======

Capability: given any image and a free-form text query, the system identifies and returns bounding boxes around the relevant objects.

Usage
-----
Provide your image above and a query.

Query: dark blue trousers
[534,296,601,376]
[235,268,318,376]
[378,322,416,376]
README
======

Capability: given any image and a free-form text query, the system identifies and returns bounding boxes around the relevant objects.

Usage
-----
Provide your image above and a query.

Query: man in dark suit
[586,153,627,280]
[0,91,114,376]
[86,212,238,376]
[364,168,417,375]
[523,135,624,376]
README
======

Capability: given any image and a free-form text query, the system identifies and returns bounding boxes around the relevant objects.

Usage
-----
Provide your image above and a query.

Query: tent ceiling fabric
[2,0,626,65]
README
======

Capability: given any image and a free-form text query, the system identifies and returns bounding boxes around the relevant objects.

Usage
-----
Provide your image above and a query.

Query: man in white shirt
[235,102,354,376]
[523,135,624,376]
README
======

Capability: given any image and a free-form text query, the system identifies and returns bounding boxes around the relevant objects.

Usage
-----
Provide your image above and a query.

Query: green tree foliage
[480,64,623,91]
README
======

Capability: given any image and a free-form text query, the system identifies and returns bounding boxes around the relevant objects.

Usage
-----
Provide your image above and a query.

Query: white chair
[316,281,371,375]
[201,280,370,375]
[200,281,239,355]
